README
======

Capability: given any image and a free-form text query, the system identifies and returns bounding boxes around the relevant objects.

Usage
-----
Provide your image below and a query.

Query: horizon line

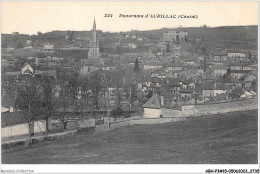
[2,24,258,36]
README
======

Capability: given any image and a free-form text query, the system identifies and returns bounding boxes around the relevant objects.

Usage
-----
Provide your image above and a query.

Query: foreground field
[2,110,258,164]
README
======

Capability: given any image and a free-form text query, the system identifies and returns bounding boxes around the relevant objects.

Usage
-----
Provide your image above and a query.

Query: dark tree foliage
[16,42,24,49]
[166,42,170,53]
[176,35,180,42]
[133,59,140,74]
[226,67,231,77]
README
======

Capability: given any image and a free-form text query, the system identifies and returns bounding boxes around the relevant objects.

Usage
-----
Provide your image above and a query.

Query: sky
[2,1,258,35]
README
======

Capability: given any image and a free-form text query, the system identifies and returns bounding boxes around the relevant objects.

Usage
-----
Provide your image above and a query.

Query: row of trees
[12,64,149,136]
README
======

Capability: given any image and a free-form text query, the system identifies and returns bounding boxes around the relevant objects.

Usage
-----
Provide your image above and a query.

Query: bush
[112,107,123,117]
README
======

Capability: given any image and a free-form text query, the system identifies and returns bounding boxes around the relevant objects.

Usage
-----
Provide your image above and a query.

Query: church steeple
[88,18,99,59]
[93,18,96,31]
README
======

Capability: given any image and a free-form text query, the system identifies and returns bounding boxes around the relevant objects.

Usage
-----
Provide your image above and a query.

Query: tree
[133,59,140,74]
[248,52,252,62]
[89,72,102,115]
[2,41,7,48]
[226,67,231,78]
[15,77,43,136]
[145,90,153,102]
[16,42,24,49]
[172,58,175,63]
[37,31,42,36]
[166,42,170,53]
[176,35,180,42]
[41,76,56,134]
[57,80,70,130]
[184,36,187,42]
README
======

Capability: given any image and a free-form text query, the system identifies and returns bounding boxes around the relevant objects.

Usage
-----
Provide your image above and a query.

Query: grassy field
[2,110,258,164]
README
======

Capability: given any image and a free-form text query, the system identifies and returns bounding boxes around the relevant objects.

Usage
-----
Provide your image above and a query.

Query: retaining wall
[181,98,257,117]
[130,117,186,125]
[2,120,46,139]
[95,123,110,133]
[110,120,131,130]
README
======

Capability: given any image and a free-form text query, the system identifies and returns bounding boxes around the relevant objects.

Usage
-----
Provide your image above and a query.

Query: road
[2,110,258,164]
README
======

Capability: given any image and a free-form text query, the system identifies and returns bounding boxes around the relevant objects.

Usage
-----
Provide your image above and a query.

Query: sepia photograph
[1,0,259,173]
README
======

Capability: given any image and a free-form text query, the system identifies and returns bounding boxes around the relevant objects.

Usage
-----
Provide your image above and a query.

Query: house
[179,88,193,99]
[80,58,105,75]
[212,65,227,78]
[165,62,183,72]
[227,52,246,58]
[156,51,163,56]
[122,43,137,49]
[21,63,34,74]
[243,74,257,90]
[230,64,251,71]
[172,52,181,58]
[143,94,163,118]
[209,50,227,61]
[202,83,227,100]
[35,52,48,66]
[43,44,55,52]
[102,58,117,71]
[26,40,32,45]
[182,79,195,88]
[24,46,33,50]
[230,70,247,79]
[143,61,163,71]
[163,30,187,43]
[240,91,256,99]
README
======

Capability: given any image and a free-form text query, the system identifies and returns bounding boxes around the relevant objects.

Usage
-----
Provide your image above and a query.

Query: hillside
[2,109,257,164]
[2,25,257,51]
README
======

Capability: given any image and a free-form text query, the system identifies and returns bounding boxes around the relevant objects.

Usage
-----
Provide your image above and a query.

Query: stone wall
[181,98,257,117]
[95,123,110,133]
[130,117,186,125]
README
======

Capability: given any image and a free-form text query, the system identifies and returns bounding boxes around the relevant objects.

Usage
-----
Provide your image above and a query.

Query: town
[1,17,258,165]
[1,19,258,138]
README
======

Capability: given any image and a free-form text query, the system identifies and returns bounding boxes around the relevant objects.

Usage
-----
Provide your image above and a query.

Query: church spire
[93,18,96,31]
[88,17,99,59]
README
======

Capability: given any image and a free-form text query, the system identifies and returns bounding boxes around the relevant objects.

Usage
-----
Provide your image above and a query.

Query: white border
[1,0,259,174]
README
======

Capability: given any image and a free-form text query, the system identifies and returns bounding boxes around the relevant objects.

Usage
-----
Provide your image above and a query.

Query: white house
[143,62,163,70]
[227,52,246,58]
[142,94,162,118]
[43,44,55,52]
[21,63,34,74]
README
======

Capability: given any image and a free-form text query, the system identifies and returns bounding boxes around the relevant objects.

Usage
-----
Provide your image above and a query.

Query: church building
[80,19,104,75]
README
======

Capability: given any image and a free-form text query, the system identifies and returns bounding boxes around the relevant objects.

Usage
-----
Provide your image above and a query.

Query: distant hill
[135,25,258,50]
[2,25,257,51]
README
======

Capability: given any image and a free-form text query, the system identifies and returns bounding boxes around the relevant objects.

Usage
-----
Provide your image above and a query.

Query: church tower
[88,18,100,58]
